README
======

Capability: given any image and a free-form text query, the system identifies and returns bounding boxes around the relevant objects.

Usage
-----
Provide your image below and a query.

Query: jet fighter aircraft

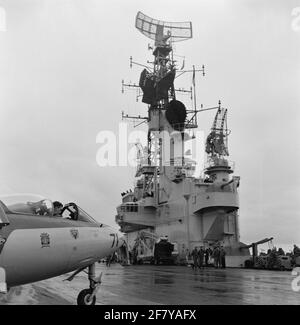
[0,194,124,305]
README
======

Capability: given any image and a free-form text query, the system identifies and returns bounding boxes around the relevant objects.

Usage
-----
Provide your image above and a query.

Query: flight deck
[0,264,299,305]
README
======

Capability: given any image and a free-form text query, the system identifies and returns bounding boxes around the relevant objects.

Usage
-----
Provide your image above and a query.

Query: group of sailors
[189,245,226,269]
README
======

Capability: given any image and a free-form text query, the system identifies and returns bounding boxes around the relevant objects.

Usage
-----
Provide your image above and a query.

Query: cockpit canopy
[0,194,53,216]
[0,194,101,225]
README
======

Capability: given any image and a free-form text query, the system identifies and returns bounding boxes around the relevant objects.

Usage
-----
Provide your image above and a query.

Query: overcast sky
[0,0,299,248]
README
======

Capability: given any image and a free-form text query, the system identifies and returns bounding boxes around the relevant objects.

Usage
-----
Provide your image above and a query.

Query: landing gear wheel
[77,289,96,305]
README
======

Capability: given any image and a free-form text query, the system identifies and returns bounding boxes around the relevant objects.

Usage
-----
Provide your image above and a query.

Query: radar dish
[165,100,187,131]
[135,11,192,46]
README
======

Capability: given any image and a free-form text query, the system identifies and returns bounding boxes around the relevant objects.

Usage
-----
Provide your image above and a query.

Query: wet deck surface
[1,264,299,305]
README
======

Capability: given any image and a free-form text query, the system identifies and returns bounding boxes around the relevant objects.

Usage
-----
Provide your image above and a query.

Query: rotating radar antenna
[205,107,230,158]
[135,11,193,46]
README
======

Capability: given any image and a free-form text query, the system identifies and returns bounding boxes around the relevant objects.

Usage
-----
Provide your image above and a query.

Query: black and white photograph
[0,0,299,307]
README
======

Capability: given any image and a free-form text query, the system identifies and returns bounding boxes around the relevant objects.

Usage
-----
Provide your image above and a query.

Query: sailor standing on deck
[205,247,212,266]
[212,246,220,268]
[191,247,198,270]
[198,247,205,269]
[220,246,226,268]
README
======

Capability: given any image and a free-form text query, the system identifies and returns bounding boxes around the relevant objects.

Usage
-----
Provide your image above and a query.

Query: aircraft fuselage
[0,214,122,288]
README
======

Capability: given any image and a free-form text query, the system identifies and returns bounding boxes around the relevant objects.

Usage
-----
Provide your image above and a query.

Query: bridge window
[121,204,138,212]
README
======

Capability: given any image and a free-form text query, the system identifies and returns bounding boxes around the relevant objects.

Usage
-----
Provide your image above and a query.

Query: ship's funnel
[165,100,187,131]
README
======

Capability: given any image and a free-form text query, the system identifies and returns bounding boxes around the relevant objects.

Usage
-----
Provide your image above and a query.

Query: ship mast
[122,12,210,202]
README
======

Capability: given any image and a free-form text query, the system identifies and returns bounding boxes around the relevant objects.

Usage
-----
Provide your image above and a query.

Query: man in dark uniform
[220,246,226,268]
[191,247,198,270]
[198,247,205,269]
[213,246,220,268]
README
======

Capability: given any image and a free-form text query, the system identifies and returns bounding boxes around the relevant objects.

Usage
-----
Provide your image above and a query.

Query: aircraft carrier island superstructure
[116,12,250,267]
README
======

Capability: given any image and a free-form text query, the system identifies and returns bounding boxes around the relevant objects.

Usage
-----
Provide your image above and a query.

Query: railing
[204,158,235,171]
[170,122,198,130]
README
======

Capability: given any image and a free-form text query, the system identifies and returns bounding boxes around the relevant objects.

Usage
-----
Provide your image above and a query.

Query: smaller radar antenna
[205,105,230,158]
